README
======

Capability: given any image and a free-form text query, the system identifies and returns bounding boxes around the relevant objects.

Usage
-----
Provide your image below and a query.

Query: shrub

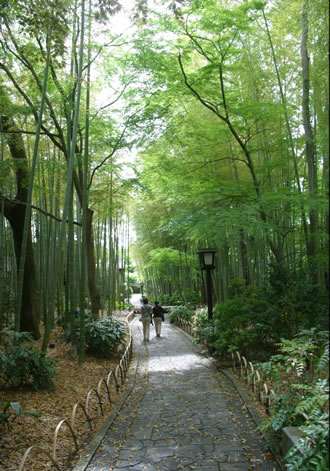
[64,314,127,358]
[209,287,271,358]
[211,266,328,358]
[255,329,329,458]
[183,289,199,305]
[158,292,184,306]
[191,308,209,343]
[212,298,257,355]
[169,305,193,324]
[157,289,199,306]
[284,409,329,471]
[168,291,184,305]
[0,330,58,390]
[191,266,328,359]
[85,316,127,358]
[158,293,172,306]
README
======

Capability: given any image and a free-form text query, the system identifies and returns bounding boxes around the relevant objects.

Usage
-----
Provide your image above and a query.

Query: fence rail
[18,311,135,470]
[175,317,278,417]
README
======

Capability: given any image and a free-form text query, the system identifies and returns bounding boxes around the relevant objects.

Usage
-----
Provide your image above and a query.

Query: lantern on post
[197,248,217,321]
[117,259,125,310]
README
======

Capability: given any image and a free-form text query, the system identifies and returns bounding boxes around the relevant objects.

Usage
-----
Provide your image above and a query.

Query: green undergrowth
[0,329,58,391]
[254,329,329,470]
[64,314,127,358]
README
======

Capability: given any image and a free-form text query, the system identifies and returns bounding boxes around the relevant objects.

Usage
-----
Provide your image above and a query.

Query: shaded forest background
[0,0,329,358]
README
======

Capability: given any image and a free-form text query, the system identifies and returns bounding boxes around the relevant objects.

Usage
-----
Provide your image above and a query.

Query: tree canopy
[0,0,328,345]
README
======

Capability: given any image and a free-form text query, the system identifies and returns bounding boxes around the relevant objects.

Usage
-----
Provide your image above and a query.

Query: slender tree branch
[88,124,128,188]
[0,66,63,149]
[37,37,67,103]
[178,36,283,259]
[222,31,239,60]
[80,37,131,74]
[99,76,137,111]
[0,62,38,119]
[0,127,60,138]
[178,54,222,118]
[5,21,67,153]
[0,36,66,153]
[184,28,217,63]
[0,195,82,226]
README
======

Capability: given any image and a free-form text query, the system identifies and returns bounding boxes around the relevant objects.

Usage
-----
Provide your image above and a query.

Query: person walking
[152,301,166,337]
[140,297,152,342]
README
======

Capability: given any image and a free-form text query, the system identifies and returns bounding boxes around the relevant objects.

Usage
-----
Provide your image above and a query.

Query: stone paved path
[82,318,281,471]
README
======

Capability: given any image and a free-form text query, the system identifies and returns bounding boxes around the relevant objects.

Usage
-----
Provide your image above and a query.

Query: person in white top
[140,297,152,341]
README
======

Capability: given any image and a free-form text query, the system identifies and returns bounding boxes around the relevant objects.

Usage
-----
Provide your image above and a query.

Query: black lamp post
[140,282,144,298]
[118,263,124,310]
[197,248,217,321]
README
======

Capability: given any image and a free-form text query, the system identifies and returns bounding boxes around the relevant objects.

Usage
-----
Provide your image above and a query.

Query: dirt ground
[0,326,127,471]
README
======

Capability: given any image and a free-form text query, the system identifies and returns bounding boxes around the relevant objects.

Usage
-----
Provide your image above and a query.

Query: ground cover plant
[255,329,329,469]
[84,316,127,357]
[0,400,41,432]
[64,315,127,358]
[0,323,128,470]
[168,305,193,324]
[284,409,329,471]
[0,330,58,390]
[190,265,328,360]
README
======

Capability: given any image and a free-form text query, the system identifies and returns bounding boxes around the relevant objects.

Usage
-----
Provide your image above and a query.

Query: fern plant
[277,329,328,379]
[317,342,329,373]
[168,305,193,324]
[284,410,329,471]
[293,379,329,418]
[255,330,329,459]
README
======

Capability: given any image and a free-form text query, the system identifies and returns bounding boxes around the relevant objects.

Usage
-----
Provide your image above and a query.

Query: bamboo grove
[0,0,329,359]
[0,0,135,361]
[130,0,329,317]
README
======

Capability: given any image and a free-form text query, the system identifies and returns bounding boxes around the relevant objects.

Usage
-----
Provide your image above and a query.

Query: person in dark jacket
[152,301,166,337]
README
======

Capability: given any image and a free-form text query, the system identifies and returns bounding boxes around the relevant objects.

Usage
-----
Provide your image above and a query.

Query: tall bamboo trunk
[262,8,310,257]
[0,117,40,338]
[87,208,101,313]
[8,208,39,336]
[301,0,318,286]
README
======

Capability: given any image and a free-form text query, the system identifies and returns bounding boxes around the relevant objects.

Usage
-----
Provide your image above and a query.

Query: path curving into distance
[76,317,281,471]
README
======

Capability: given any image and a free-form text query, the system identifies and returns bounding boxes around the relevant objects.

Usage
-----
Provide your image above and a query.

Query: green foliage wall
[130,0,329,308]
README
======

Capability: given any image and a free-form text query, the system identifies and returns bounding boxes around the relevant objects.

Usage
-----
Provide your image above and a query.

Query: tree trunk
[301,0,318,285]
[239,229,250,286]
[0,116,40,338]
[86,207,101,313]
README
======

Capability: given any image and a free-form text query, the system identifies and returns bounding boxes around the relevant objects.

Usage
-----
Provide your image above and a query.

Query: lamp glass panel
[203,253,213,266]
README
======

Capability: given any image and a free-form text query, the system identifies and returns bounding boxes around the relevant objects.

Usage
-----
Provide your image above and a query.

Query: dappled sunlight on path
[81,319,280,471]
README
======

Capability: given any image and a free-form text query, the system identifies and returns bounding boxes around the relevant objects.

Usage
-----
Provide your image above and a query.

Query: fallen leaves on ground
[0,326,127,471]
